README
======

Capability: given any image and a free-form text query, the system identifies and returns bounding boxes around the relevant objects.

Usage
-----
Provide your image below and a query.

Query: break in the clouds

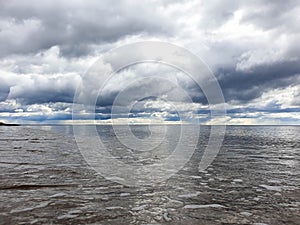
[0,0,299,124]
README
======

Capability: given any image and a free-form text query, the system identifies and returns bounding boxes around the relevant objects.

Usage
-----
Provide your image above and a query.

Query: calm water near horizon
[0,125,299,224]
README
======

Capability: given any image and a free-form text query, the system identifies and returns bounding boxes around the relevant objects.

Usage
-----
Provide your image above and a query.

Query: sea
[0,125,299,225]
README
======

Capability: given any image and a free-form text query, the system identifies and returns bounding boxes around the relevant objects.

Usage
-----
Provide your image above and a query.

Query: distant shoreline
[8,123,300,126]
[0,122,20,126]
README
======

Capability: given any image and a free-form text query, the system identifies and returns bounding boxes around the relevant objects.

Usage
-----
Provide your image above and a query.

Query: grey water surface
[0,125,299,225]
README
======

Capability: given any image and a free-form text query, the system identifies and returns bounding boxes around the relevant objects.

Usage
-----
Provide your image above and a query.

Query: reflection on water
[0,125,299,224]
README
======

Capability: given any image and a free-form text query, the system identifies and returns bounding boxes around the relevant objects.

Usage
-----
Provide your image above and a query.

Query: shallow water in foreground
[0,125,299,225]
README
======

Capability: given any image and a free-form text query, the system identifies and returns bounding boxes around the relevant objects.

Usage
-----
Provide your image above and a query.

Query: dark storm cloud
[0,72,81,107]
[94,78,181,112]
[14,88,75,105]
[240,0,299,32]
[0,77,10,101]
[0,0,175,57]
[218,60,300,103]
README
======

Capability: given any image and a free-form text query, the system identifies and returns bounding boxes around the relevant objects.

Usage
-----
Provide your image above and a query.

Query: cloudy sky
[0,0,299,125]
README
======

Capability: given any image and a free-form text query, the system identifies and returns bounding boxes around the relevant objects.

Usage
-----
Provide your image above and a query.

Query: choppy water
[0,125,299,225]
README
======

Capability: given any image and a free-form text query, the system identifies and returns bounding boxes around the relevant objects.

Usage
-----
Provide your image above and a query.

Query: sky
[0,0,299,125]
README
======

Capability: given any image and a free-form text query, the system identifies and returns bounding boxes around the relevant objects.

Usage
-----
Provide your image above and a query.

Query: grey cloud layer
[0,0,300,124]
[0,0,175,57]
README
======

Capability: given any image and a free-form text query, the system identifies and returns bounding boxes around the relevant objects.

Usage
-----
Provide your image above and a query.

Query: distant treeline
[0,122,20,126]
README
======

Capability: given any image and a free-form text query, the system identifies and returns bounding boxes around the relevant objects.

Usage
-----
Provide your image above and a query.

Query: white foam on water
[183,204,224,209]
[260,185,282,191]
[233,179,243,183]
[120,193,131,197]
[57,214,78,220]
[132,205,147,211]
[106,206,124,210]
[178,192,200,198]
[10,201,51,214]
[49,193,67,198]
